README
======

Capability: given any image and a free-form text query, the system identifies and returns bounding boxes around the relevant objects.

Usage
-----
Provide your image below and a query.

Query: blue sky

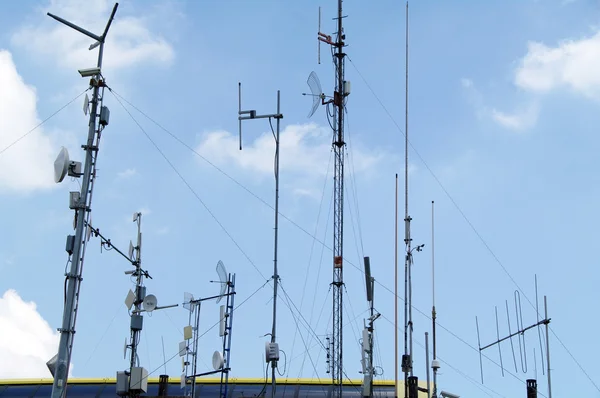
[1,0,599,396]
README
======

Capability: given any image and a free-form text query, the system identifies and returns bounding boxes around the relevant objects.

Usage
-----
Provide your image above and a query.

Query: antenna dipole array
[476,277,552,398]
[316,2,349,397]
[238,83,283,398]
[46,5,118,397]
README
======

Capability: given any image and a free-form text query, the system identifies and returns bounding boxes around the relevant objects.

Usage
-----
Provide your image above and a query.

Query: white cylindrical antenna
[238,82,242,150]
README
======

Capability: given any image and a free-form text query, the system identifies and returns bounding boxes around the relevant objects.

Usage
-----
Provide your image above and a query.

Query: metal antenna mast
[47,4,118,397]
[238,84,283,398]
[317,1,349,396]
[431,201,440,398]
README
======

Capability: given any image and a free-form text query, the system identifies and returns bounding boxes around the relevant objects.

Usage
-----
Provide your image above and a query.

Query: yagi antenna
[302,71,325,118]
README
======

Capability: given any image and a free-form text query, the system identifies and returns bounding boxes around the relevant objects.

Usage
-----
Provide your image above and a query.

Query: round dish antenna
[143,294,158,312]
[53,147,70,183]
[123,338,128,360]
[212,350,224,370]
[215,260,228,304]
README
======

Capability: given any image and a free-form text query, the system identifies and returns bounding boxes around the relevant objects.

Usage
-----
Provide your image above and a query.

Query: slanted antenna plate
[215,260,227,304]
[123,338,127,360]
[183,292,194,311]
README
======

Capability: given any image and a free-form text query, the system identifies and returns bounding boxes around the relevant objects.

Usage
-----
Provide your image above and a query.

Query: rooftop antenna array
[180,261,236,398]
[238,83,283,398]
[46,4,118,397]
[306,1,351,396]
[115,212,178,397]
[475,276,552,398]
[360,257,381,398]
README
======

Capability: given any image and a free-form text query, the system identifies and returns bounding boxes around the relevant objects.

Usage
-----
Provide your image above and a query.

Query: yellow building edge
[0,377,404,386]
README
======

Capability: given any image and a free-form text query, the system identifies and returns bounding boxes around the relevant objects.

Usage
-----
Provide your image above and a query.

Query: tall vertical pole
[238,86,283,398]
[129,214,144,387]
[270,91,281,398]
[402,2,412,398]
[544,296,552,398]
[425,333,431,398]
[331,1,347,397]
[431,201,438,398]
[47,6,117,397]
[394,174,399,398]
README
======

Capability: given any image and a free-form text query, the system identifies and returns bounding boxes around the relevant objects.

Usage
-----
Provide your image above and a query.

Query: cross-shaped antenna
[47,3,119,70]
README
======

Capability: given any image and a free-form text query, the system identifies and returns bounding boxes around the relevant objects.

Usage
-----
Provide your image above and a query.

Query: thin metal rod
[544,296,552,398]
[505,300,518,372]
[431,201,438,398]
[394,174,399,398]
[403,3,412,395]
[476,316,484,384]
[535,275,546,375]
[480,318,548,351]
[495,306,505,377]
[425,332,430,398]
[191,301,201,398]
[270,90,281,398]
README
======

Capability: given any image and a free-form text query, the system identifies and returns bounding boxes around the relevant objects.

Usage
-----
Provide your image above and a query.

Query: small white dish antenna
[212,350,224,370]
[215,260,228,304]
[53,147,70,183]
[83,94,89,115]
[143,294,157,312]
[123,338,128,360]
[124,289,136,310]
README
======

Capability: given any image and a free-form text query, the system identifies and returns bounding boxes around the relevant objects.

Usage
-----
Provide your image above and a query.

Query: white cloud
[195,123,386,195]
[0,289,66,378]
[117,168,137,179]
[515,31,600,98]
[490,103,540,131]
[11,0,175,72]
[461,77,539,131]
[0,50,58,193]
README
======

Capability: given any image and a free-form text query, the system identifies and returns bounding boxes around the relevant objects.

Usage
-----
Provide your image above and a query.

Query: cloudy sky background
[1,0,600,396]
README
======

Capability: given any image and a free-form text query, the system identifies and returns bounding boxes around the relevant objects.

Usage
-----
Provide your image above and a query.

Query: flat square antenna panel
[215,260,227,304]
[83,93,89,115]
[178,341,187,357]
[183,292,194,311]
[125,289,136,310]
[183,325,193,340]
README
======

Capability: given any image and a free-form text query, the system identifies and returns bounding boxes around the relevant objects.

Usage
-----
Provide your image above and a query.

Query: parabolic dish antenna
[305,71,324,118]
[123,338,127,360]
[215,260,227,304]
[143,294,158,312]
[212,350,224,370]
[83,93,89,115]
[53,147,70,183]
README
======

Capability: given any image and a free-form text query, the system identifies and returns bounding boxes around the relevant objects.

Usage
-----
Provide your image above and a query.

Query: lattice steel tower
[317,1,349,397]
